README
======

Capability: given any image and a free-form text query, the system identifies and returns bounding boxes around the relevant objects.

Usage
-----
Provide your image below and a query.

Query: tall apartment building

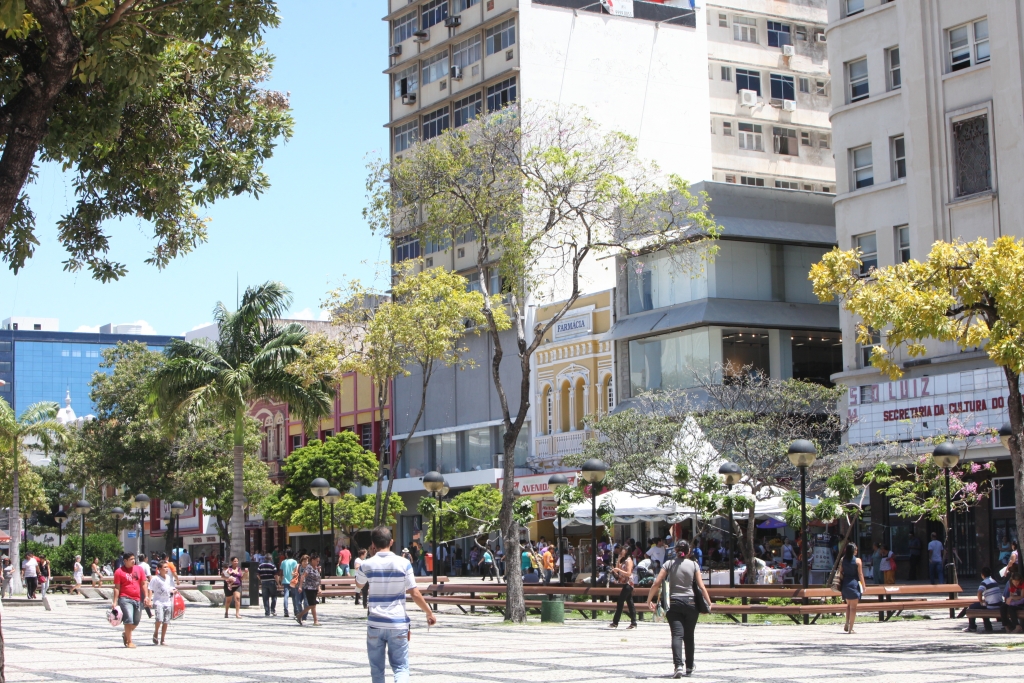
[825,0,1022,574]
[707,0,835,192]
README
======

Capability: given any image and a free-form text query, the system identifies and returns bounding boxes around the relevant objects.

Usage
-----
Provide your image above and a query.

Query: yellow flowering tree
[810,236,1024,557]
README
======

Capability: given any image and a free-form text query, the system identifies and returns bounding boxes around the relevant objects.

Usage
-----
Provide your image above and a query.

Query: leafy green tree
[811,236,1024,568]
[153,281,334,561]
[0,0,291,281]
[365,103,721,621]
[0,397,68,593]
[264,432,377,528]
[292,493,405,556]
[24,533,122,575]
[417,485,502,543]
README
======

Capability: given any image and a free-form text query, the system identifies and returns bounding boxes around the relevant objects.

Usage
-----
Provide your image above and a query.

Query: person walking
[91,557,101,587]
[541,544,555,585]
[609,545,637,629]
[279,548,298,618]
[646,540,711,679]
[561,547,576,584]
[222,556,244,619]
[111,552,150,648]
[479,546,496,581]
[1,557,12,599]
[927,532,944,585]
[293,555,310,618]
[70,555,84,596]
[38,557,51,599]
[295,555,323,626]
[257,554,279,617]
[148,560,177,645]
[907,533,922,581]
[338,545,352,577]
[870,543,883,585]
[354,548,367,606]
[21,552,39,599]
[355,526,437,683]
[839,542,866,634]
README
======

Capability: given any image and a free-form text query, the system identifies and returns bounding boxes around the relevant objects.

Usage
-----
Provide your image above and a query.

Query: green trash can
[540,595,564,624]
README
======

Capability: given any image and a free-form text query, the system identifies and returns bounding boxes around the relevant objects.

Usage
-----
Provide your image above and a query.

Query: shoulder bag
[683,559,711,614]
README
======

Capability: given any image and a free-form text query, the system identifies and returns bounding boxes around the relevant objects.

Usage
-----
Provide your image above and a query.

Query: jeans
[24,577,37,598]
[1001,603,1022,631]
[967,602,997,630]
[118,597,143,626]
[281,584,298,616]
[908,554,920,581]
[928,561,943,584]
[667,600,699,671]
[261,580,277,615]
[543,569,552,584]
[340,565,351,576]
[612,584,636,626]
[39,578,48,598]
[366,626,409,683]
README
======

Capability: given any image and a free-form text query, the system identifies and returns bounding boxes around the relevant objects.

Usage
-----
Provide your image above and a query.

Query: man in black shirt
[257,557,279,616]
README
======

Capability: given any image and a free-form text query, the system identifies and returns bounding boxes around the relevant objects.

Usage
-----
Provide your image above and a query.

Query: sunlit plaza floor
[2,598,1022,682]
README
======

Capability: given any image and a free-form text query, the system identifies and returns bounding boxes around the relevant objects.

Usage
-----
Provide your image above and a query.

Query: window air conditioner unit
[389,44,402,57]
[444,15,461,28]
[413,29,429,42]
[815,32,827,43]
[782,44,795,57]
[402,92,417,104]
[739,89,758,107]
[450,65,463,80]
[783,99,797,111]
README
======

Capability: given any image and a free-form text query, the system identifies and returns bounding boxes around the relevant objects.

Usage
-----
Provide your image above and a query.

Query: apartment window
[394,236,420,263]
[801,131,811,146]
[452,35,481,69]
[799,77,809,93]
[725,174,737,183]
[738,122,763,151]
[453,0,479,11]
[769,73,795,102]
[453,92,482,127]
[774,127,798,156]
[422,106,450,140]
[949,19,989,72]
[856,233,878,273]
[424,235,451,254]
[891,135,906,179]
[819,134,831,149]
[795,26,807,41]
[291,434,302,451]
[815,79,828,96]
[822,185,832,193]
[993,477,1017,510]
[486,77,516,112]
[859,385,876,404]
[775,180,799,189]
[860,330,881,367]
[952,114,991,197]
[393,65,418,99]
[846,0,864,17]
[393,120,418,153]
[896,225,910,263]
[393,11,418,45]
[848,58,869,102]
[360,423,374,451]
[710,117,715,134]
[803,184,813,191]
[733,16,757,43]
[722,121,733,136]
[852,145,873,189]
[486,18,516,55]
[421,0,448,30]
[721,65,732,81]
[718,13,727,28]
[887,47,902,90]
[740,176,764,187]
[767,21,791,48]
[422,50,449,85]
[735,68,761,95]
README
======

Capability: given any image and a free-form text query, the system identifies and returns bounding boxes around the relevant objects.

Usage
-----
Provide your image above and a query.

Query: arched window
[559,380,571,433]
[606,375,615,414]
[574,377,586,430]
[545,387,554,435]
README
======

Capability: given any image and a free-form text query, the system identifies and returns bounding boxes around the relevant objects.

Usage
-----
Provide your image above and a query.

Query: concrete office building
[825,0,1022,575]
[707,0,835,192]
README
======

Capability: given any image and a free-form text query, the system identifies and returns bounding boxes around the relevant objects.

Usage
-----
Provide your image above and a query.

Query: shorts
[304,589,319,606]
[154,603,173,623]
[224,586,240,597]
[118,597,143,626]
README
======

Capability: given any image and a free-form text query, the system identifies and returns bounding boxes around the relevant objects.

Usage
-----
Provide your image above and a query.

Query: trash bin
[425,553,434,573]
[540,595,564,624]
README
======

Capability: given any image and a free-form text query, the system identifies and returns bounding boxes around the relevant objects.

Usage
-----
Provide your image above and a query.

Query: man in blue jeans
[356,526,436,683]
[279,549,299,618]
[927,532,944,584]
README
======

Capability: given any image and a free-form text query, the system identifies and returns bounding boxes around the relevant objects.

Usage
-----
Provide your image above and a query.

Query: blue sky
[0,1,389,336]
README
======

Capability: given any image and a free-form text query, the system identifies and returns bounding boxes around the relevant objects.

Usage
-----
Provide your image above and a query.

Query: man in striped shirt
[355,526,437,683]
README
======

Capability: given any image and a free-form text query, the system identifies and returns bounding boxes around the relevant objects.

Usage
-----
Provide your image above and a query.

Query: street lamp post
[548,474,569,585]
[170,501,186,566]
[931,442,961,587]
[581,458,608,588]
[74,499,92,563]
[133,494,150,555]
[788,439,817,625]
[310,478,331,565]
[54,508,68,547]
[325,487,341,575]
[110,507,125,541]
[718,462,742,589]
[422,471,445,586]
[438,480,449,576]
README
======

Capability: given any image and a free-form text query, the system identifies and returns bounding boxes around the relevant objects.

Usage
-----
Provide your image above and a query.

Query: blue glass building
[0,328,181,416]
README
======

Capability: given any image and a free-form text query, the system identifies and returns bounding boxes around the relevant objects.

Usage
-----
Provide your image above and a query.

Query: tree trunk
[500,429,525,622]
[743,500,758,584]
[9,443,21,595]
[381,371,429,526]
[1003,367,1024,570]
[229,409,245,562]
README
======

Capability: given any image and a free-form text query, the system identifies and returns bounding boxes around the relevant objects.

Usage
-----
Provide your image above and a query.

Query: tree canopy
[0,0,291,281]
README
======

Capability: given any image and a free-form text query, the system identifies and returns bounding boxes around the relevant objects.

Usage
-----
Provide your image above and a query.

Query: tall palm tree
[153,281,333,560]
[0,398,68,594]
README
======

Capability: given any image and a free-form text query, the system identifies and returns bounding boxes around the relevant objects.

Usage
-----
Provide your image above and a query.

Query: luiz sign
[601,0,634,18]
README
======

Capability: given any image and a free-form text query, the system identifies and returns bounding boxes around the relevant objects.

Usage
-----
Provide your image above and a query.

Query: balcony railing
[534,429,595,460]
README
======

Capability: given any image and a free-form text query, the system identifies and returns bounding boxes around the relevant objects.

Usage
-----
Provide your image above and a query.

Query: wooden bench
[407,583,654,618]
[962,606,1024,626]
[318,575,448,599]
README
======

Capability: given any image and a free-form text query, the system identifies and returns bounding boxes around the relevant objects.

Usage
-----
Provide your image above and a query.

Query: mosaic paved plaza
[2,599,1022,682]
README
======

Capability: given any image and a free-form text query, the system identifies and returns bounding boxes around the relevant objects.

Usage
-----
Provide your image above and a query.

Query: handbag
[172,592,187,620]
[685,560,711,614]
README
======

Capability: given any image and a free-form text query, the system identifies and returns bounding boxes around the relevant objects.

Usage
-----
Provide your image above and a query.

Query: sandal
[153,636,159,645]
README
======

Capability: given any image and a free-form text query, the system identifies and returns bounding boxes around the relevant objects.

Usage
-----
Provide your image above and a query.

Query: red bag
[172,592,186,620]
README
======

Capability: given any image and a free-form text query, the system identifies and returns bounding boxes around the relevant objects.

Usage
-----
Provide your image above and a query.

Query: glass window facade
[397,423,527,476]
[629,327,713,393]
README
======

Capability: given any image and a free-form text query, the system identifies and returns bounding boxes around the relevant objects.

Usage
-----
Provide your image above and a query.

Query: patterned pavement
[2,599,1022,682]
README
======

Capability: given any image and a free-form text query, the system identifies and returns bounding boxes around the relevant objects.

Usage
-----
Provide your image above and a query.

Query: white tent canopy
[564,490,820,527]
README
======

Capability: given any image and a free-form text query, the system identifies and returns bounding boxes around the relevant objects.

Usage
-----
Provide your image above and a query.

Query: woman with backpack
[646,540,712,679]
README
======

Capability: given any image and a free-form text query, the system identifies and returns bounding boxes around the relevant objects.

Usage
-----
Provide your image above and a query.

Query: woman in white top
[71,555,84,596]
[148,561,177,645]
